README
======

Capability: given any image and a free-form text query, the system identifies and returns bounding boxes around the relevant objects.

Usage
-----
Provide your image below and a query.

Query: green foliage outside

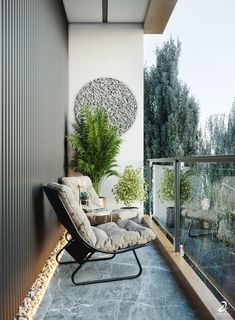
[144,37,200,211]
[112,166,147,207]
[199,101,235,156]
[227,102,235,154]
[144,37,235,164]
[144,37,200,162]
[159,168,191,205]
[198,102,235,200]
[67,106,122,194]
[200,114,228,155]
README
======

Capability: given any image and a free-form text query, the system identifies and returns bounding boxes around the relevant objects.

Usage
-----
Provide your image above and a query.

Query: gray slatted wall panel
[0,0,3,316]
[0,1,68,319]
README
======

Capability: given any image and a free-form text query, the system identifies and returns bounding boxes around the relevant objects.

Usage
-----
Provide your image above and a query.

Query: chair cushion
[47,183,97,247]
[92,220,156,251]
[61,177,141,222]
[47,183,156,253]
[61,176,101,208]
[60,177,80,203]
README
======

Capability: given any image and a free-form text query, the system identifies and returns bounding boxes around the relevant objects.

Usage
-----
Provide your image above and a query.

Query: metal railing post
[147,160,153,216]
[174,159,181,252]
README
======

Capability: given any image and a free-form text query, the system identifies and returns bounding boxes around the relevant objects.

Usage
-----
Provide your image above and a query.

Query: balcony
[1,0,234,320]
[18,157,234,320]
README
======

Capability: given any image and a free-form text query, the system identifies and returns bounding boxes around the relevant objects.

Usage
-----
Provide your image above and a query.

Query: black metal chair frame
[187,218,213,237]
[43,186,150,286]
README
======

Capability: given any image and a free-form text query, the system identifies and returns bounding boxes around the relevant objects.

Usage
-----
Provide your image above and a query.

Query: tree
[67,107,122,193]
[197,104,235,200]
[199,113,228,155]
[199,99,235,156]
[144,38,200,162]
[227,100,235,154]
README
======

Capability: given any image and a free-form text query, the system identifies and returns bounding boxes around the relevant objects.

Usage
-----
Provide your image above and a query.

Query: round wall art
[74,77,137,135]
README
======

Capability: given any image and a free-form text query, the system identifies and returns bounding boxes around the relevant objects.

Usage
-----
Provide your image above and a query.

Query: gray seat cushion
[47,182,155,252]
[93,220,156,251]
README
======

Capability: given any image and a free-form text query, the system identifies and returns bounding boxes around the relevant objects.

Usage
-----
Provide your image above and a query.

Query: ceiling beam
[102,0,108,23]
[144,0,177,34]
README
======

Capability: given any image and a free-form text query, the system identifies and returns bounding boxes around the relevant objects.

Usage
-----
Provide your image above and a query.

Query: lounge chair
[60,176,140,223]
[43,182,156,285]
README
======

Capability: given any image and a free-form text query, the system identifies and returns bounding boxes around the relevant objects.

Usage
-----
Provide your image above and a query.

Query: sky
[144,0,235,124]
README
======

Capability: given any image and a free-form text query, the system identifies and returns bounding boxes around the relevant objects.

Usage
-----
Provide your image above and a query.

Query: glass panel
[152,163,175,238]
[180,161,235,307]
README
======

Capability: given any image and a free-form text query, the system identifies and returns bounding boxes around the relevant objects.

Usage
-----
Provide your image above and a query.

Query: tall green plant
[67,107,122,193]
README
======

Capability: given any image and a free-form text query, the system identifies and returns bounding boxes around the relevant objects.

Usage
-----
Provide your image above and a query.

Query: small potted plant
[80,191,90,206]
[159,168,191,227]
[112,166,147,208]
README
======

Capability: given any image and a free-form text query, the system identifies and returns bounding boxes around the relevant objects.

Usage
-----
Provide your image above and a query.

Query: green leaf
[112,166,147,207]
[67,106,122,193]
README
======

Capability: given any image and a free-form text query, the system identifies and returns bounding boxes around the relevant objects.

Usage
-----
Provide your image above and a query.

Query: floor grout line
[35,247,201,320]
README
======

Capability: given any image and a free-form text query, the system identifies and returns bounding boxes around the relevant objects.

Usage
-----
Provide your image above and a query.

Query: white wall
[69,24,144,211]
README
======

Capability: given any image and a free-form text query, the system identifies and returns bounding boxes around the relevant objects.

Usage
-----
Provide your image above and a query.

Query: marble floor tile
[116,301,164,320]
[35,243,200,320]
[40,300,119,320]
[163,305,198,320]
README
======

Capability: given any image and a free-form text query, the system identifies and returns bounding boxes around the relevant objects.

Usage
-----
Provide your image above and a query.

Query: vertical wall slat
[1,1,6,318]
[0,1,68,319]
[0,0,3,317]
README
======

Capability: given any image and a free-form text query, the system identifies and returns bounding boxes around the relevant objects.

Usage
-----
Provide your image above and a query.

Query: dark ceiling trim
[102,0,108,23]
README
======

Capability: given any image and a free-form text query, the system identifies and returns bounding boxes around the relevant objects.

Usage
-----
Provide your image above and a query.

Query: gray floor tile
[163,305,198,320]
[35,243,200,320]
[116,301,164,320]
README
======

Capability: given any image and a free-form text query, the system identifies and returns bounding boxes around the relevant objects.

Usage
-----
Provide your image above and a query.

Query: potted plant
[112,166,147,208]
[159,168,191,227]
[67,106,122,194]
[79,191,90,206]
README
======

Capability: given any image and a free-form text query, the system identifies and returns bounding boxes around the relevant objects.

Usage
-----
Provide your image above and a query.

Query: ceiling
[62,0,177,34]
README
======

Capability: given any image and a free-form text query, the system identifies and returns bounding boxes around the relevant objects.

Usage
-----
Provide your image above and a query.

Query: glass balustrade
[151,162,176,239]
[148,156,235,314]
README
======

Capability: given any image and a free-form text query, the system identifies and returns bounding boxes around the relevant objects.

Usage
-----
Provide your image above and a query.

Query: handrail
[148,154,235,163]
